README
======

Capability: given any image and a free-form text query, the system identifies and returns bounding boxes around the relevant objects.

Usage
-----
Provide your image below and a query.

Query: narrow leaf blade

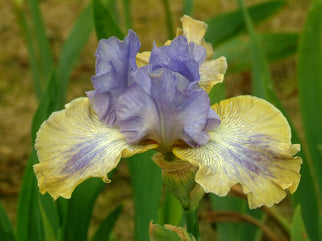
[206,0,286,46]
[57,3,94,106]
[91,204,123,241]
[127,151,162,241]
[0,201,16,241]
[92,0,124,40]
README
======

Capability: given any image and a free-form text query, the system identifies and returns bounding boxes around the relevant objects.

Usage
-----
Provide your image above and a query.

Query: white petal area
[173,96,302,208]
[199,56,227,93]
[34,97,157,199]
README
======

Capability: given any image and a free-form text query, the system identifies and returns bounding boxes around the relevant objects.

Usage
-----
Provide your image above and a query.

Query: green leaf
[297,0,321,195]
[0,201,16,241]
[62,178,106,241]
[91,204,123,241]
[161,0,175,39]
[291,206,311,241]
[127,151,163,241]
[214,33,299,73]
[27,0,54,90]
[38,200,57,241]
[296,1,321,241]
[236,1,320,241]
[158,191,182,226]
[183,0,194,16]
[57,3,94,107]
[122,0,132,29]
[17,70,59,241]
[16,149,44,241]
[210,195,261,241]
[13,2,42,99]
[209,82,225,105]
[92,0,124,40]
[205,0,286,46]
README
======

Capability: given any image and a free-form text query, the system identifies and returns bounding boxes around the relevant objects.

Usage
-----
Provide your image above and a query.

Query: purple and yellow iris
[34,16,301,208]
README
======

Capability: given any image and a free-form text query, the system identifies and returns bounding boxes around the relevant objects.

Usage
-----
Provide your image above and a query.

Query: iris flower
[34,16,301,208]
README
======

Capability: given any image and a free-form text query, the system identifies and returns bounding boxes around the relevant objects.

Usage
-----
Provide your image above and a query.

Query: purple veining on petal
[149,35,207,83]
[86,30,141,127]
[117,68,219,151]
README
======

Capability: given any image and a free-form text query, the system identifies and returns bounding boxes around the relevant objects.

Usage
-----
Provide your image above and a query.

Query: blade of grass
[127,151,163,241]
[183,0,194,16]
[0,201,16,241]
[62,178,106,241]
[296,1,321,240]
[17,70,59,241]
[57,3,94,107]
[13,1,42,99]
[205,0,286,47]
[297,0,321,196]
[93,0,124,40]
[91,204,123,241]
[122,0,132,29]
[38,199,57,241]
[291,206,311,241]
[210,195,262,241]
[27,0,54,86]
[213,33,299,73]
[158,190,182,226]
[236,1,319,241]
[161,0,175,39]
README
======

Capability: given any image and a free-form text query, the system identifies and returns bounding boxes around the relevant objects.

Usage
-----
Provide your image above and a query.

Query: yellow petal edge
[174,95,302,208]
[34,97,157,199]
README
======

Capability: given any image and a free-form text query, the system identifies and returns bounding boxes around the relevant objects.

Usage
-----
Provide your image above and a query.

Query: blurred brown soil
[0,0,310,240]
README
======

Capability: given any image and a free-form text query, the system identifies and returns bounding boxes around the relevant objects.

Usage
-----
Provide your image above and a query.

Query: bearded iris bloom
[34,16,301,209]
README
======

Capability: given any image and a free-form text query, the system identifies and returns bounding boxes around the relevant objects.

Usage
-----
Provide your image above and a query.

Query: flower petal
[86,30,141,127]
[117,68,219,152]
[180,15,214,59]
[173,96,302,208]
[34,97,156,199]
[149,35,206,83]
[199,56,227,93]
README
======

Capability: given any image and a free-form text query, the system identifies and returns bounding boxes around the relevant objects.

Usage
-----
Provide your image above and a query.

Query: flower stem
[184,209,200,241]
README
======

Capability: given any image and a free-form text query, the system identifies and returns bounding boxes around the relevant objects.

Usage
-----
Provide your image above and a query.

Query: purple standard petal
[117,68,220,152]
[86,30,141,127]
[149,35,207,83]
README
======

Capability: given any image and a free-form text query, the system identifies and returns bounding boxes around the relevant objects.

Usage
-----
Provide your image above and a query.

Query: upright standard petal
[117,68,219,152]
[173,96,302,208]
[149,35,206,83]
[87,30,141,127]
[199,56,227,93]
[34,98,156,199]
[180,15,214,60]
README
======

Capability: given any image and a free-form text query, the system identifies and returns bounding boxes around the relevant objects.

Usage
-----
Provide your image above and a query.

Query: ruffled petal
[180,15,214,59]
[149,35,206,83]
[199,56,227,93]
[87,30,141,127]
[34,97,156,199]
[173,96,302,208]
[117,68,219,152]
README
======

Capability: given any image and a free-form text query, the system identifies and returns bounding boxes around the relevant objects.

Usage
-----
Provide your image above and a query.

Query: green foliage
[0,202,16,241]
[91,204,123,241]
[127,151,163,241]
[291,206,311,241]
[205,0,286,47]
[6,0,320,241]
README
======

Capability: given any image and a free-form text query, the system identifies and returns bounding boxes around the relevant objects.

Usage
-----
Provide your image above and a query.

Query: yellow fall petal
[173,95,302,208]
[34,97,157,200]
